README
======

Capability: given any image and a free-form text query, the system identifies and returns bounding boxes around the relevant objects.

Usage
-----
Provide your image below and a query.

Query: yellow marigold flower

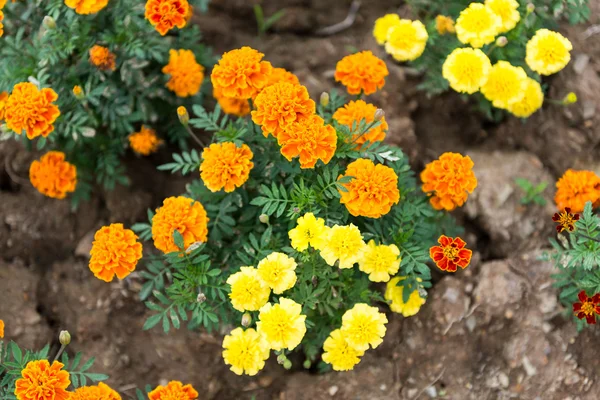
[525,29,572,75]
[338,159,400,218]
[69,382,121,400]
[222,327,270,376]
[257,252,298,294]
[129,125,163,156]
[485,0,520,33]
[72,85,83,98]
[89,45,116,71]
[0,91,8,120]
[421,152,477,211]
[278,114,337,169]
[0,319,4,338]
[227,266,271,312]
[162,49,204,97]
[322,329,364,371]
[480,61,527,109]
[5,82,60,139]
[89,223,143,282]
[213,87,250,117]
[442,48,491,94]
[332,100,388,148]
[436,15,455,35]
[340,303,388,351]
[319,224,365,269]
[334,50,388,95]
[373,14,401,45]
[507,78,544,118]
[15,360,70,400]
[358,240,401,282]
[385,277,426,317]
[385,19,428,62]
[288,212,329,252]
[149,381,198,400]
[200,142,254,192]
[251,82,315,139]
[563,92,577,105]
[555,169,600,213]
[29,151,77,199]
[211,47,273,100]
[145,0,190,36]
[257,298,306,351]
[152,196,209,253]
[64,0,108,14]
[455,3,502,48]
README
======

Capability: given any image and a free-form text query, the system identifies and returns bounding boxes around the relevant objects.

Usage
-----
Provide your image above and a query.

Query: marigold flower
[507,78,544,118]
[358,240,401,282]
[332,100,388,148]
[89,223,143,282]
[525,29,572,75]
[278,114,337,169]
[129,125,163,156]
[455,3,502,48]
[573,291,600,325]
[334,50,388,95]
[222,328,270,376]
[29,151,77,199]
[341,303,387,351]
[213,87,250,117]
[89,45,116,72]
[319,224,365,269]
[436,15,455,35]
[227,266,271,312]
[251,82,315,139]
[485,0,520,33]
[421,152,476,210]
[257,252,298,294]
[442,48,491,94]
[162,49,204,97]
[563,92,577,105]
[322,329,364,371]
[0,319,4,338]
[480,61,527,110]
[184,4,193,22]
[555,169,600,213]
[69,382,121,400]
[211,47,273,100]
[257,298,306,351]
[0,11,4,38]
[338,159,400,218]
[15,360,70,400]
[384,19,428,62]
[0,91,8,120]
[152,196,209,253]
[260,67,300,95]
[430,235,472,272]
[145,0,190,36]
[373,14,401,45]
[148,381,198,400]
[200,142,253,192]
[64,0,108,14]
[385,277,426,317]
[72,85,83,98]
[288,212,329,251]
[552,207,580,233]
[5,82,60,139]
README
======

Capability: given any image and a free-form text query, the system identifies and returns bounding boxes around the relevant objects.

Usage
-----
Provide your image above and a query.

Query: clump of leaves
[515,177,548,206]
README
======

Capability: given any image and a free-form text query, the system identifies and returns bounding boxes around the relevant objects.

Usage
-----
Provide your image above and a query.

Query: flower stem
[53,344,67,362]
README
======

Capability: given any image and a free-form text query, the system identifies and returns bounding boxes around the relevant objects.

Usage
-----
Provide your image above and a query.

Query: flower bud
[283,359,292,370]
[374,108,385,121]
[241,312,252,327]
[177,106,190,126]
[59,330,71,346]
[562,92,577,105]
[526,3,535,13]
[259,214,269,224]
[43,16,57,30]
[197,292,207,303]
[303,359,311,369]
[495,36,508,47]
[320,92,330,107]
[73,85,84,100]
[277,354,287,365]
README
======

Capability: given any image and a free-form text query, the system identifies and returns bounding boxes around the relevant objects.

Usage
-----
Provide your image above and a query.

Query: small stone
[466,316,477,332]
[407,388,418,398]
[380,384,387,391]
[498,372,509,388]
[573,54,590,75]
[425,386,437,398]
[328,386,338,396]
[522,356,537,376]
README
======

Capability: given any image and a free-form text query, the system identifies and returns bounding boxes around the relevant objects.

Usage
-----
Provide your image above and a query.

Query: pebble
[328,385,338,396]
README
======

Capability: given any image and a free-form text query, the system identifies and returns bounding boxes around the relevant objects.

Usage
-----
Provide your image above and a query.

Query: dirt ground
[2,0,600,399]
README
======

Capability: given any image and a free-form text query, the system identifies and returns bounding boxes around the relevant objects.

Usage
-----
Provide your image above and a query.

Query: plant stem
[185,125,204,147]
[53,344,67,362]
[577,233,600,243]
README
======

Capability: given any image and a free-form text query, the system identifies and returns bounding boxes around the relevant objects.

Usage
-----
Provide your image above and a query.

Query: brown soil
[2,1,600,399]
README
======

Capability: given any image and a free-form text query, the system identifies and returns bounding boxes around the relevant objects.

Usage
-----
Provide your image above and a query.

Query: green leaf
[143,313,163,330]
[173,230,185,250]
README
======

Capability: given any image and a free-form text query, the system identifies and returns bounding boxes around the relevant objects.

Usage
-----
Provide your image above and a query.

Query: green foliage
[515,177,548,206]
[253,4,286,36]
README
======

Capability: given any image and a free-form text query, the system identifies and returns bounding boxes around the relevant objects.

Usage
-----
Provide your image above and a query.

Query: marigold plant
[162,49,205,97]
[152,196,209,254]
[89,223,143,282]
[129,125,163,156]
[65,0,109,15]
[89,45,117,72]
[15,360,70,400]
[69,382,122,400]
[4,82,60,140]
[200,142,254,192]
[332,100,388,148]
[145,0,190,36]
[29,151,77,199]
[555,169,600,213]
[334,50,388,95]
[421,152,477,211]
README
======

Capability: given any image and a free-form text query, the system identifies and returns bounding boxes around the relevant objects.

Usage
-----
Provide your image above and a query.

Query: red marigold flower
[555,169,600,213]
[89,223,143,282]
[211,47,273,100]
[29,151,77,199]
[14,360,70,400]
[5,82,60,139]
[573,290,600,325]
[149,381,198,400]
[552,207,580,233]
[89,45,117,71]
[145,0,190,36]
[334,50,389,95]
[430,235,472,272]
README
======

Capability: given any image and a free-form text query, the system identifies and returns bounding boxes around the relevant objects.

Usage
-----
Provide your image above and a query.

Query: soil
[2,1,600,399]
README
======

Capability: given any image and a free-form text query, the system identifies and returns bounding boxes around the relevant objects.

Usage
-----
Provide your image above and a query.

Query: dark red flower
[552,207,580,233]
[429,235,472,272]
[573,290,600,324]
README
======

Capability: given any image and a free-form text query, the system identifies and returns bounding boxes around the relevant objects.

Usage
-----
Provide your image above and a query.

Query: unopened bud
[185,241,202,254]
[43,16,57,30]
[320,92,330,107]
[562,92,577,105]
[73,85,84,99]
[241,312,252,327]
[259,214,269,224]
[495,36,508,47]
[303,359,311,369]
[526,3,535,13]
[374,108,385,121]
[277,354,287,365]
[59,330,71,346]
[177,106,189,126]
[283,359,292,370]
[293,207,300,213]
[196,292,207,303]
[311,276,318,287]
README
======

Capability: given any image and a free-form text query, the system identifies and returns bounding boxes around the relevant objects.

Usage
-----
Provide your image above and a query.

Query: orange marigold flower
[251,82,315,139]
[338,159,400,218]
[15,360,70,400]
[252,67,301,99]
[145,0,189,36]
[64,0,109,14]
[552,207,580,233]
[149,381,198,400]
[0,319,4,338]
[0,91,8,120]
[430,235,472,272]
[278,114,337,169]
[213,87,250,117]
[129,125,163,156]
[555,169,600,213]
[211,47,273,100]
[162,49,204,97]
[334,50,388,96]
[200,142,254,192]
[89,45,116,71]
[420,152,477,211]
[69,382,121,400]
[332,100,388,148]
[0,10,4,38]
[573,291,600,325]
[89,223,143,282]
[184,4,193,23]
[5,82,60,139]
[29,151,77,199]
[152,196,209,253]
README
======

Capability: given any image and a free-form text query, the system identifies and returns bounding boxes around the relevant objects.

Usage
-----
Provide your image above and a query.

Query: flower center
[443,246,459,259]
[582,301,595,316]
